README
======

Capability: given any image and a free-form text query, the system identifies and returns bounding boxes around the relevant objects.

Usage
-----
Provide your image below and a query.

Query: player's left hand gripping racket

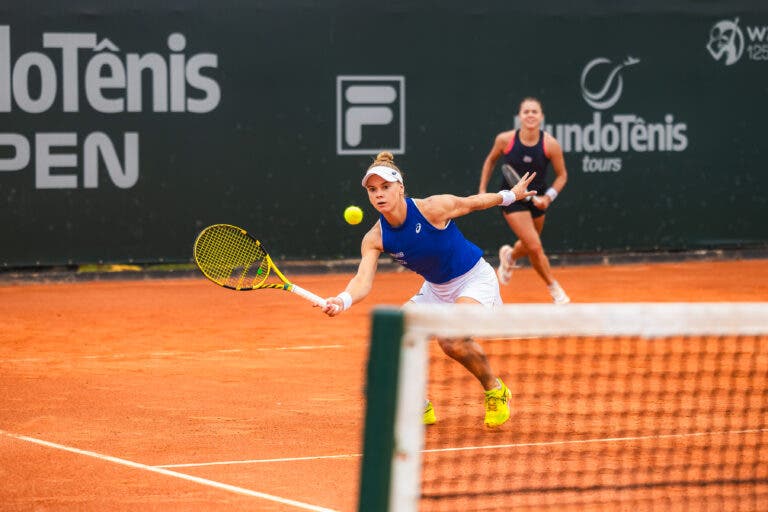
[193,224,329,308]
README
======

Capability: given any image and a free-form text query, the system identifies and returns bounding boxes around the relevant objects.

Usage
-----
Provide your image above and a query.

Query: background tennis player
[478,97,570,304]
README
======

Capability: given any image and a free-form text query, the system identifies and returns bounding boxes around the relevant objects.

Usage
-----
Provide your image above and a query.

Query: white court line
[158,452,362,468]
[0,430,339,512]
[158,427,768,469]
[9,427,758,510]
[423,427,768,454]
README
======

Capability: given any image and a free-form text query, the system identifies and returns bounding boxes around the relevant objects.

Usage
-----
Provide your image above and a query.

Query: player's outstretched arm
[322,224,382,317]
[507,171,537,201]
[423,172,537,223]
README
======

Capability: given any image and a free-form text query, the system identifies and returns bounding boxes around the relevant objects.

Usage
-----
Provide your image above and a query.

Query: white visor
[361,166,403,187]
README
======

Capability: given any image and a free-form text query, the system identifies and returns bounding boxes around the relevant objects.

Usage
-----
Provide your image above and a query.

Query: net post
[391,320,427,511]
[357,307,406,512]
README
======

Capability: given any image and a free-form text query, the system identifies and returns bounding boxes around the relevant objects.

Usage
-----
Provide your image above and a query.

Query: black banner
[2,1,767,267]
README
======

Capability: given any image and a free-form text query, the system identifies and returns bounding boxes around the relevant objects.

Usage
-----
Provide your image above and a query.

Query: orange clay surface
[1,259,767,511]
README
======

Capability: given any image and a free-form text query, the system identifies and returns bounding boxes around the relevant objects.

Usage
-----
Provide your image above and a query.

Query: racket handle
[290,284,328,308]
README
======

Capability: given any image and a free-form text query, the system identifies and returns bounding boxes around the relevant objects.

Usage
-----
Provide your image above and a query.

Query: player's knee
[523,240,544,255]
[436,337,458,355]
[437,337,471,358]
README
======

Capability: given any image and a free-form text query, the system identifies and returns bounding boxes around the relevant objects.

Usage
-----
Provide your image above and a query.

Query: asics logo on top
[580,56,640,110]
[415,223,422,234]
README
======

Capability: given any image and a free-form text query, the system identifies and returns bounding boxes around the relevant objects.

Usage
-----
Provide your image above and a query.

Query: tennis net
[357,303,768,512]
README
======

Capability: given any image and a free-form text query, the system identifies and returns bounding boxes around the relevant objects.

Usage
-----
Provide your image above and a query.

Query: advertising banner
[1,1,766,266]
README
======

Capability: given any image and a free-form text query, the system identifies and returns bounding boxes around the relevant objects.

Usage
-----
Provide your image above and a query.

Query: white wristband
[545,187,558,202]
[337,291,353,311]
[498,190,516,206]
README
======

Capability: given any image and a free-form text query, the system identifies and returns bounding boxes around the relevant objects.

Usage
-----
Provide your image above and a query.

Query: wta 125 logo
[707,18,768,64]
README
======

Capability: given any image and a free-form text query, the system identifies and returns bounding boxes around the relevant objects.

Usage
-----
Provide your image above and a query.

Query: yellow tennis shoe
[484,379,511,428]
[423,400,437,425]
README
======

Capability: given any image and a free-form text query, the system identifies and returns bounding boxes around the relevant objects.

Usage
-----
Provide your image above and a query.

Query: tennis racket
[193,224,329,308]
[501,163,532,202]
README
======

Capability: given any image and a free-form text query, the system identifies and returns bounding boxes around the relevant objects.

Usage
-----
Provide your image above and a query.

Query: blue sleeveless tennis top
[380,197,483,284]
[503,129,550,194]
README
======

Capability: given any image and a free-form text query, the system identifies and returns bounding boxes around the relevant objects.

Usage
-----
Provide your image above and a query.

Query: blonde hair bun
[374,151,395,164]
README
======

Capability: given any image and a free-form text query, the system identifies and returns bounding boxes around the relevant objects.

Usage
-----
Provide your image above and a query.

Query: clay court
[1,258,767,511]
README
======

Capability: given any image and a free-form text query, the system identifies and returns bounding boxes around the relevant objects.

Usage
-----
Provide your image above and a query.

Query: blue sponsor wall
[1,1,767,267]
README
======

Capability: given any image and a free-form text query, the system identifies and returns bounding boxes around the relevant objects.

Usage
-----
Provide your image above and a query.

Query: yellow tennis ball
[344,205,363,225]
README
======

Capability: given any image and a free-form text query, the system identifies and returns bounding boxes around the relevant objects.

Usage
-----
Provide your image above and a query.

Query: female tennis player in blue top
[322,151,535,428]
[478,97,570,304]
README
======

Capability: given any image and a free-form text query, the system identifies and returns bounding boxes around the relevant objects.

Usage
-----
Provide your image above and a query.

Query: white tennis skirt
[407,258,502,307]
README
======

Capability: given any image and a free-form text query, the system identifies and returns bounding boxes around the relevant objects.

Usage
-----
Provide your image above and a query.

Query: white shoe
[496,245,515,285]
[548,281,570,305]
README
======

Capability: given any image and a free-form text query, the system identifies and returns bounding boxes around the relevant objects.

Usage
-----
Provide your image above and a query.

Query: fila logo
[337,75,405,155]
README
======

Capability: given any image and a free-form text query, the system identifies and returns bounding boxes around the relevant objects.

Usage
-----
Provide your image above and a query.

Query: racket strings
[194,225,271,290]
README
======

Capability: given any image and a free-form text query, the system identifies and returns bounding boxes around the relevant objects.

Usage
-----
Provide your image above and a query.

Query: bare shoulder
[361,220,384,252]
[544,131,563,154]
[415,195,456,225]
[416,195,452,210]
[496,129,516,146]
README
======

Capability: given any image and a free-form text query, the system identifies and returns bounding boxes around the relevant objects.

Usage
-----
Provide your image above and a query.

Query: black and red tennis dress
[500,129,551,218]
